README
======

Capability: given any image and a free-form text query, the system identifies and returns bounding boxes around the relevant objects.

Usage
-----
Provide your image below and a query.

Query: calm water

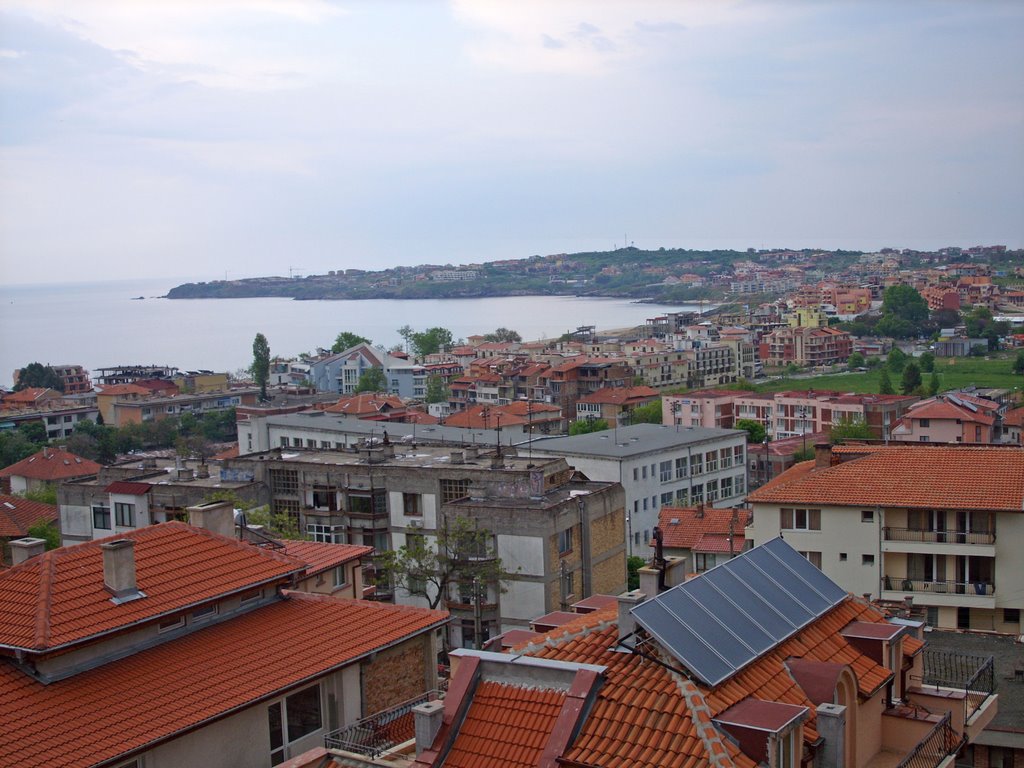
[0,278,703,383]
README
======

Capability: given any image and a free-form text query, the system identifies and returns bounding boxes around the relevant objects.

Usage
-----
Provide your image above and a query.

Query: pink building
[890,396,999,444]
[662,390,752,429]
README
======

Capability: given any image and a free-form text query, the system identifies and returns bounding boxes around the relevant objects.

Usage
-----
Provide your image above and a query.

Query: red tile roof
[902,399,994,425]
[443,680,567,768]
[281,541,373,577]
[0,447,102,481]
[104,481,152,495]
[658,506,752,550]
[0,495,58,538]
[96,384,151,396]
[0,591,447,768]
[0,522,305,651]
[577,386,660,405]
[747,446,1024,512]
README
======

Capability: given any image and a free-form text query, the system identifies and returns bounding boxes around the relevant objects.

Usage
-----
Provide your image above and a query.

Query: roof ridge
[672,671,738,768]
[175,522,307,569]
[33,551,58,651]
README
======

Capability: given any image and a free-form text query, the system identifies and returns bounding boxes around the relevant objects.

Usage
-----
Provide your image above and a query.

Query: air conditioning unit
[408,519,424,529]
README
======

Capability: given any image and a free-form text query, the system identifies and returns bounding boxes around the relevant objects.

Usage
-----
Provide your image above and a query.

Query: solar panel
[631,537,848,687]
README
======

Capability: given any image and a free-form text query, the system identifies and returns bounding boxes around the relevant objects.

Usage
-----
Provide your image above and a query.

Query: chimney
[464,446,479,460]
[188,500,235,538]
[10,537,47,565]
[816,703,846,768]
[616,589,646,648]
[101,539,140,600]
[412,700,444,757]
[450,450,464,465]
[814,443,832,468]
[695,503,704,519]
[195,463,210,479]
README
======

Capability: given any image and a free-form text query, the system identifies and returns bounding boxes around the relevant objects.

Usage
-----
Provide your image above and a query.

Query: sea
[0,278,707,383]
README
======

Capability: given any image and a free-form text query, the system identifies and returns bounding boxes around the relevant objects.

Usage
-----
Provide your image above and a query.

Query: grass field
[752,355,1023,397]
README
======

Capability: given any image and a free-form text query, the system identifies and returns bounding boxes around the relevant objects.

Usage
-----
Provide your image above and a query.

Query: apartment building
[0,446,102,495]
[0,516,447,768]
[96,385,259,427]
[890,394,1001,444]
[747,443,1024,633]
[574,385,660,424]
[527,423,748,557]
[760,325,854,367]
[663,389,751,429]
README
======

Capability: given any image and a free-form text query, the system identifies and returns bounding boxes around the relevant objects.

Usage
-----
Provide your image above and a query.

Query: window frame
[92,503,111,530]
[114,502,136,527]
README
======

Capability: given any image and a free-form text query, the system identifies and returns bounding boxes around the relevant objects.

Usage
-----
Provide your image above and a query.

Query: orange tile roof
[577,386,660,405]
[747,446,1024,512]
[1005,408,1024,428]
[902,399,994,425]
[0,522,304,651]
[281,541,373,576]
[96,384,151,396]
[0,447,102,481]
[0,591,448,768]
[658,506,751,550]
[443,680,567,768]
[0,494,58,538]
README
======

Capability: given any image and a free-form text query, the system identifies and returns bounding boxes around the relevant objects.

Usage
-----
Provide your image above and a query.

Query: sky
[0,1,1022,286]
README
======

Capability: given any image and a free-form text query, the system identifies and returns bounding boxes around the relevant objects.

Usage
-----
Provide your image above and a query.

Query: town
[1,246,1022,768]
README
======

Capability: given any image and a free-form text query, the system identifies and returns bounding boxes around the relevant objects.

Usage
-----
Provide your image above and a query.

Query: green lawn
[753,355,1023,396]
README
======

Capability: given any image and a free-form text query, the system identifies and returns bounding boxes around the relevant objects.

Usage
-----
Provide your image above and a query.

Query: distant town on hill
[166,245,1020,304]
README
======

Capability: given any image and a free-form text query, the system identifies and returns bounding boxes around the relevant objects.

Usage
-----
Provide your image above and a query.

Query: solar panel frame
[631,536,848,687]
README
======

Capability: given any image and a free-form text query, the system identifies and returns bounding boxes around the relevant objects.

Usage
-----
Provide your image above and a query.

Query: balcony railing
[883,527,995,546]
[324,690,443,758]
[920,649,996,722]
[881,577,994,596]
[895,712,962,768]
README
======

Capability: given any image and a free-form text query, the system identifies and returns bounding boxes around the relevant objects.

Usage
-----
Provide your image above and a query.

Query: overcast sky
[1,1,1022,286]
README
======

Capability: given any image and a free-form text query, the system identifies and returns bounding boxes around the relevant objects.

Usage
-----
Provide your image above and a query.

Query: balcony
[893,712,962,768]
[881,527,995,557]
[879,577,995,608]
[324,689,444,759]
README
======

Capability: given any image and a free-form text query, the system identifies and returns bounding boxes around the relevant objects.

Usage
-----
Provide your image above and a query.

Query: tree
[407,327,453,358]
[13,362,64,392]
[569,418,609,435]
[846,352,865,369]
[425,375,450,404]
[26,519,61,550]
[876,285,929,339]
[627,555,646,591]
[354,367,386,393]
[886,347,908,373]
[830,415,874,444]
[901,362,922,395]
[1013,350,1024,375]
[736,418,766,444]
[630,400,663,425]
[483,328,522,343]
[375,516,514,611]
[0,430,40,469]
[331,331,372,353]
[251,333,271,401]
[878,369,895,395]
[23,486,58,505]
[17,421,48,445]
[865,356,882,369]
[928,372,941,397]
[793,446,815,462]
[919,351,935,373]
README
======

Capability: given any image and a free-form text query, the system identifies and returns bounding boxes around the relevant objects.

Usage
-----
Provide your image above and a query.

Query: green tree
[793,445,816,462]
[425,375,450,404]
[627,555,646,590]
[736,418,766,444]
[407,327,453,358]
[846,352,865,369]
[0,430,41,470]
[630,400,663,425]
[354,367,386,393]
[22,486,58,505]
[14,362,64,392]
[928,372,941,397]
[251,332,271,401]
[876,285,929,339]
[886,347,908,373]
[17,421,48,444]
[375,516,514,611]
[239,507,305,539]
[901,362,922,395]
[483,328,522,343]
[331,331,372,353]
[865,356,882,369]
[918,351,935,372]
[569,418,609,435]
[878,369,895,395]
[830,415,874,444]
[1013,350,1024,375]
[26,519,61,550]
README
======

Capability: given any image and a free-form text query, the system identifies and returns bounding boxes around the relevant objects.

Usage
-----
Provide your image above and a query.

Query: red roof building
[0,494,58,564]
[0,446,102,495]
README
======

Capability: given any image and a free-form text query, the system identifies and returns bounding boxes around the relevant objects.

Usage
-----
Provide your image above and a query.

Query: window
[691,484,704,504]
[320,440,331,449]
[957,607,970,629]
[706,479,719,502]
[440,479,471,503]
[240,588,264,605]
[115,502,136,527]
[779,508,820,531]
[333,565,347,589]
[773,726,798,768]
[279,436,290,447]
[733,445,744,464]
[919,418,930,428]
[642,498,648,511]
[734,476,745,495]
[839,552,848,562]
[191,603,218,621]
[268,684,323,765]
[675,457,688,479]
[720,448,732,468]
[695,552,711,572]
[661,492,674,506]
[926,607,939,627]
[158,615,185,633]
[311,486,337,511]
[862,554,875,566]
[349,492,387,516]
[269,468,299,494]
[721,477,733,498]
[306,439,316,448]
[92,504,111,530]
[641,465,647,479]
[660,461,673,482]
[919,436,930,442]
[403,493,421,516]
[861,510,874,523]
[675,488,689,505]
[558,528,572,555]
[306,524,344,543]
[799,551,822,569]
[690,454,703,476]
[632,467,639,481]
[705,451,718,472]
[1004,608,1021,624]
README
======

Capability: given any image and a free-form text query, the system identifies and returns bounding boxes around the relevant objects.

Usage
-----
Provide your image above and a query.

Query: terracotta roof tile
[0,592,447,768]
[747,446,1024,511]
[0,522,305,651]
[0,495,58,538]
[0,448,102,481]
[281,541,373,577]
[658,507,751,550]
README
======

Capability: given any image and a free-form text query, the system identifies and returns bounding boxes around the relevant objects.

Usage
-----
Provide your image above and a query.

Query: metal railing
[324,690,442,758]
[882,528,995,546]
[895,712,962,768]
[881,577,994,596]
[921,649,995,722]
